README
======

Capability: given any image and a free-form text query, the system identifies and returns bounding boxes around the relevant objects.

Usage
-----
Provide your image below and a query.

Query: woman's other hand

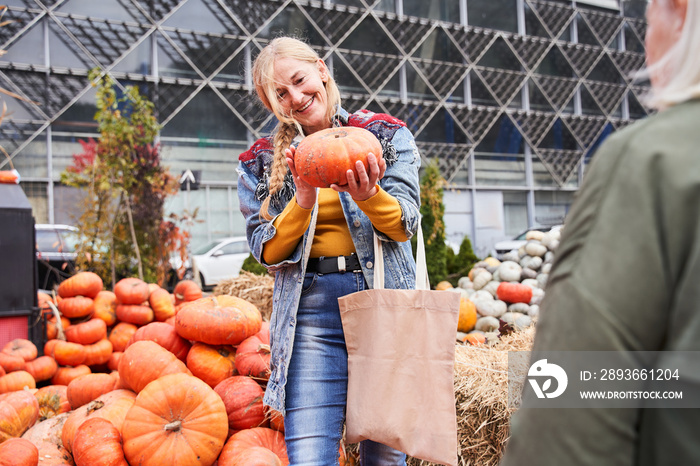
[286,147,317,209]
[332,152,386,201]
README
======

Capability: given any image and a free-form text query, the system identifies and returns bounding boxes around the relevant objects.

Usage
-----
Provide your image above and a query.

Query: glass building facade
[0,0,648,255]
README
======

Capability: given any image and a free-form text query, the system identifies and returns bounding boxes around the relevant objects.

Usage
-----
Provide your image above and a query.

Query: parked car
[491,225,563,259]
[35,224,79,291]
[170,237,251,290]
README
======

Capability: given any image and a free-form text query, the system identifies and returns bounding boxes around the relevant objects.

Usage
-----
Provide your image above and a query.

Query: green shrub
[446,235,480,286]
[241,253,269,276]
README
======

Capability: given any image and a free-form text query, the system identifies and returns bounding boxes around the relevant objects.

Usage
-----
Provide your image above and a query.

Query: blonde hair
[644,0,700,109]
[252,37,342,220]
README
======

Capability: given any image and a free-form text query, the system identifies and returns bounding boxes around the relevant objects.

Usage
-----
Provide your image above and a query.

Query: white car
[491,225,563,259]
[174,237,251,289]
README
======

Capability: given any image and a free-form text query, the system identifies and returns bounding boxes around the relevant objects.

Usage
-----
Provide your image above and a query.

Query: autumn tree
[61,70,189,287]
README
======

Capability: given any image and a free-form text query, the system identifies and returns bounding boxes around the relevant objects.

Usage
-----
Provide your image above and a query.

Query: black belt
[307,254,362,274]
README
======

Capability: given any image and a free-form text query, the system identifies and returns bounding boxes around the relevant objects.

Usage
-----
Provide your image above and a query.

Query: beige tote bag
[338,224,461,466]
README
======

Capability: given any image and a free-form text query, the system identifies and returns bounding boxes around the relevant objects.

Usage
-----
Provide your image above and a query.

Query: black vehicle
[35,224,79,291]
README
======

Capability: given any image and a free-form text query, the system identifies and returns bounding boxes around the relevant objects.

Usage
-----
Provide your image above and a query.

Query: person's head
[253,37,341,135]
[644,0,700,109]
[251,37,342,220]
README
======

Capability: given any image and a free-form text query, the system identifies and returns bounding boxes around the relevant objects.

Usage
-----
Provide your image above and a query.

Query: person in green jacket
[500,0,700,464]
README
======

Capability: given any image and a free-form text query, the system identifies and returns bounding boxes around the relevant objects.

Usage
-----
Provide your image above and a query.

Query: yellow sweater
[262,187,407,264]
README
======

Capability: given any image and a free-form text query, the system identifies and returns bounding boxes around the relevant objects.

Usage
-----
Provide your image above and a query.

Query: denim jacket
[237,106,421,414]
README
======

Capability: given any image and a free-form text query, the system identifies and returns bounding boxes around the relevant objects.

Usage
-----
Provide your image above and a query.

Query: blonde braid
[260,120,298,220]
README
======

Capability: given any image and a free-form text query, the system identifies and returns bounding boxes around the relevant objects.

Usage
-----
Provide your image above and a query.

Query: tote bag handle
[373,219,429,291]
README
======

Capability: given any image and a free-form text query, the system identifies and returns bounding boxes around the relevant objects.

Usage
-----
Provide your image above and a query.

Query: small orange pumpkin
[0,371,36,394]
[173,279,202,305]
[82,338,113,367]
[0,437,39,466]
[93,290,118,326]
[117,340,191,394]
[58,271,103,299]
[109,322,139,353]
[457,297,478,333]
[214,376,267,431]
[294,126,383,188]
[114,277,150,305]
[25,356,58,383]
[51,365,91,386]
[58,296,94,319]
[0,390,40,442]
[116,303,154,326]
[65,318,107,345]
[125,322,191,362]
[0,352,25,373]
[186,342,237,388]
[2,339,37,362]
[34,385,71,421]
[50,340,86,367]
[235,321,271,380]
[496,282,533,304]
[73,417,128,466]
[218,427,288,465]
[67,373,120,410]
[148,287,176,322]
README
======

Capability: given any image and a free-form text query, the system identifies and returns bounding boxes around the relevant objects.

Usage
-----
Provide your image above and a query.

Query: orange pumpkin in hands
[294,126,382,188]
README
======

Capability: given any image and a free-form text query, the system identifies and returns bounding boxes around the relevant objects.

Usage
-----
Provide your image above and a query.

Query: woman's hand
[286,147,317,209]
[332,152,386,201]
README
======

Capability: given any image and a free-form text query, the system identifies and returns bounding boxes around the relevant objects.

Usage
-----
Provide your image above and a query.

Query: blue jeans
[285,271,407,466]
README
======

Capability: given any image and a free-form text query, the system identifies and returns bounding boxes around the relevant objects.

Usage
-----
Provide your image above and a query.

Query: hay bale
[405,326,535,466]
[212,271,274,321]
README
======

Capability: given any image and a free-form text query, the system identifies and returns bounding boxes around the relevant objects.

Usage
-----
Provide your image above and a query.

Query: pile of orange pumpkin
[0,271,357,465]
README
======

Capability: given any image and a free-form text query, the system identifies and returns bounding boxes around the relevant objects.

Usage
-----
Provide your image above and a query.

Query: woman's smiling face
[273,57,330,135]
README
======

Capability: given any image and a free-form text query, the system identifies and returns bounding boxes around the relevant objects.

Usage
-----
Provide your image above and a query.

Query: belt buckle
[337,256,346,273]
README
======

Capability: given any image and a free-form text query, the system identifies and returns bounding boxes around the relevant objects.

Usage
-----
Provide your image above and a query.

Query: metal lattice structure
[0,0,648,225]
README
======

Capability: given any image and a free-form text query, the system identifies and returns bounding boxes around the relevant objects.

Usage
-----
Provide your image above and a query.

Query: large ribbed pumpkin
[294,126,382,188]
[175,296,262,346]
[121,373,228,466]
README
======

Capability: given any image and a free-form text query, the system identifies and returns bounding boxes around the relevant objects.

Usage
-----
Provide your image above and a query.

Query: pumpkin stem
[164,420,182,432]
[258,344,271,354]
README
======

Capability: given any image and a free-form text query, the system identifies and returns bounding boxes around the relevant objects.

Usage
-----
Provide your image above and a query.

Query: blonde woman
[237,37,420,464]
[501,0,700,464]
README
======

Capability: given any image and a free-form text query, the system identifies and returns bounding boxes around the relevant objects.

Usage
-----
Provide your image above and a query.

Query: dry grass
[212,271,274,321]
